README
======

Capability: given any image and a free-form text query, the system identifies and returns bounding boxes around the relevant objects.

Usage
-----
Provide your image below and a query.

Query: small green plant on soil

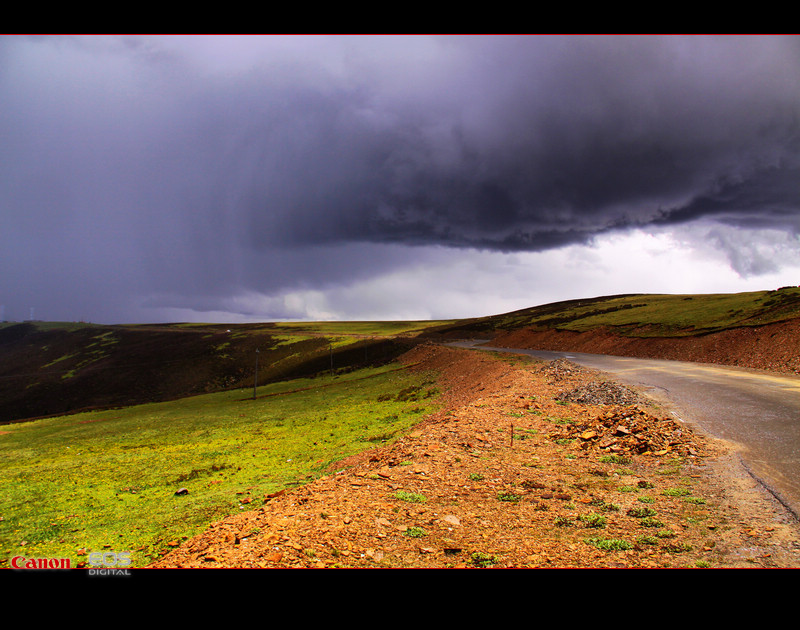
[469,473,485,481]
[590,498,619,512]
[627,507,658,518]
[684,496,706,504]
[664,541,693,553]
[497,491,521,503]
[599,454,631,465]
[585,537,632,551]
[394,490,427,504]
[578,513,607,528]
[470,552,498,568]
[403,527,427,538]
[662,487,692,497]
[639,516,666,528]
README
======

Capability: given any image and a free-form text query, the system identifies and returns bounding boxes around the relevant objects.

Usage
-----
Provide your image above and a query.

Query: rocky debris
[538,358,589,381]
[554,405,705,458]
[556,381,644,406]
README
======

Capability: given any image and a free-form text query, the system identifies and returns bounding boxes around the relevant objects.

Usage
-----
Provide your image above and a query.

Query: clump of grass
[627,506,658,518]
[662,487,692,497]
[403,526,427,538]
[684,496,706,505]
[590,499,619,512]
[554,515,572,527]
[664,541,693,553]
[394,490,427,504]
[599,454,631,465]
[497,491,521,503]
[639,516,666,528]
[469,473,485,482]
[578,513,607,528]
[585,537,632,551]
[637,535,659,546]
[470,552,498,568]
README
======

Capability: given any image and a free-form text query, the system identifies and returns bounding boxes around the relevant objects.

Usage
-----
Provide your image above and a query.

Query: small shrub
[470,552,498,568]
[599,454,630,465]
[684,496,706,505]
[403,526,427,538]
[664,541,692,553]
[585,537,632,551]
[627,507,658,518]
[637,535,659,546]
[578,513,607,528]
[394,490,427,504]
[469,473,485,482]
[639,516,665,528]
[663,487,692,497]
[497,491,521,503]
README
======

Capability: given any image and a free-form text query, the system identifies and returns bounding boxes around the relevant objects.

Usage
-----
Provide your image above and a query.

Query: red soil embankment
[491,318,800,375]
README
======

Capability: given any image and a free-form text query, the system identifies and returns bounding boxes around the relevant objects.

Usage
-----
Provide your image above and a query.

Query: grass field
[0,362,440,568]
[447,288,800,338]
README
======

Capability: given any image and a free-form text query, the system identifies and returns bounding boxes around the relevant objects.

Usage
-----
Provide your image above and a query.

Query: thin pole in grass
[253,348,260,400]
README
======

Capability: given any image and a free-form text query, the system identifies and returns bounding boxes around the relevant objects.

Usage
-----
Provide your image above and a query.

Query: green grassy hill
[422,287,800,339]
[0,320,448,425]
[0,361,440,567]
[3,288,799,425]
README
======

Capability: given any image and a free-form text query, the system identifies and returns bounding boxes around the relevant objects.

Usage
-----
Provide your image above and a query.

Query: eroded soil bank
[149,344,800,569]
[491,318,800,375]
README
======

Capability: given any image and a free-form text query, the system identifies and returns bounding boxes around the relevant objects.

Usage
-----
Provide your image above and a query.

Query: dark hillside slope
[0,322,409,424]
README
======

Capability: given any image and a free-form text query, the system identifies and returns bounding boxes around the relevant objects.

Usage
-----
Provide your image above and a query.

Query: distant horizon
[4,285,798,327]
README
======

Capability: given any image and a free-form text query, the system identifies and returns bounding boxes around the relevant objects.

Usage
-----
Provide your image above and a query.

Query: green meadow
[0,362,440,568]
[462,288,800,338]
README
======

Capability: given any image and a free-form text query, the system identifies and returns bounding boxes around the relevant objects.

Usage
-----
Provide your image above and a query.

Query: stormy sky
[2,35,800,324]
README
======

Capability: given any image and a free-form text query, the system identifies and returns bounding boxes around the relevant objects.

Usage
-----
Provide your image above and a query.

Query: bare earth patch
[149,344,800,569]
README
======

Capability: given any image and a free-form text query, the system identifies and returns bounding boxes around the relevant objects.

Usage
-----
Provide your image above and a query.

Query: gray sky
[2,35,800,323]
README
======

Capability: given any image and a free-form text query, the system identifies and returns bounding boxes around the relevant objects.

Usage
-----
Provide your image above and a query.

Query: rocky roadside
[149,344,800,569]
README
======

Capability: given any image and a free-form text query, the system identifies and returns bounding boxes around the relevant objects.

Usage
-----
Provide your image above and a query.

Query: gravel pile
[556,380,644,406]
[538,358,588,381]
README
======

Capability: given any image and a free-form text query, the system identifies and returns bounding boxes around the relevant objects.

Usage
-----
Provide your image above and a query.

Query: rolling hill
[419,287,800,374]
[0,320,447,425]
[2,287,799,424]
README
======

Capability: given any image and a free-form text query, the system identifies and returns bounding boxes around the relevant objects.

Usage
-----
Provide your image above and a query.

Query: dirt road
[453,341,800,520]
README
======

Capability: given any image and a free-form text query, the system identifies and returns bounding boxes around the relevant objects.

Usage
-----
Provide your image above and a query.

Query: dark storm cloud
[215,35,800,252]
[1,35,799,322]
